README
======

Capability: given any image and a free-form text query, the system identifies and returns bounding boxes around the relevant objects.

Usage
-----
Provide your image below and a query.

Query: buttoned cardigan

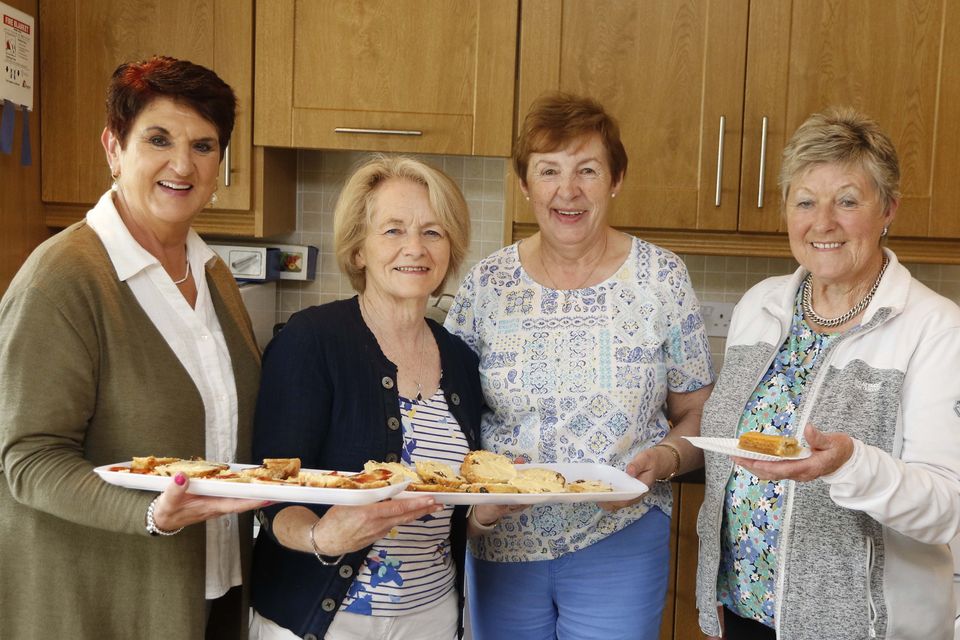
[251,297,484,640]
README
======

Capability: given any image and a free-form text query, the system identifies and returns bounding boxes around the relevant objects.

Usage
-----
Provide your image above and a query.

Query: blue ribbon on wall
[0,99,15,154]
[20,106,31,165]
[0,100,33,165]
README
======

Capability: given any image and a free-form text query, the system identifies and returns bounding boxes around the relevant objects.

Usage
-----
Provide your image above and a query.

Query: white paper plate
[395,462,648,505]
[94,462,411,505]
[683,436,812,462]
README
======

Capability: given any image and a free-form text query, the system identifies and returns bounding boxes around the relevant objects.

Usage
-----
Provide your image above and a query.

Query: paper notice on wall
[1,1,34,110]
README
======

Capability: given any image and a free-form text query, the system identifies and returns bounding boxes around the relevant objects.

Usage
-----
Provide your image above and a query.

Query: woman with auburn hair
[445,93,715,640]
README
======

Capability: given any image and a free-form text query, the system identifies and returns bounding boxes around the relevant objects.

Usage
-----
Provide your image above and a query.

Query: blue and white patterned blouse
[444,237,714,562]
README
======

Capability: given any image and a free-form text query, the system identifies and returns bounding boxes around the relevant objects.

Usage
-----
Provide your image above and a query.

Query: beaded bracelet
[145,496,183,537]
[309,519,345,566]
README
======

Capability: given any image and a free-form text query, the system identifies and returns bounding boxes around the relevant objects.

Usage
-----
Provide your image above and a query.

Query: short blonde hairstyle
[334,155,470,295]
[779,107,900,213]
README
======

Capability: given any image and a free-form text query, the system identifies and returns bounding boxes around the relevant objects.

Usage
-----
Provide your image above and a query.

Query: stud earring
[611,192,616,198]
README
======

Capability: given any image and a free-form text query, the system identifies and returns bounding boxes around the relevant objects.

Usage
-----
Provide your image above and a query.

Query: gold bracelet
[653,442,682,483]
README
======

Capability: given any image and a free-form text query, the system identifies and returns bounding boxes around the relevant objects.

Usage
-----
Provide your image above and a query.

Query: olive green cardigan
[0,221,260,639]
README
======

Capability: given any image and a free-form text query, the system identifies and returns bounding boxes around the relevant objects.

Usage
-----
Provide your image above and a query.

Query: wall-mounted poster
[1,1,33,110]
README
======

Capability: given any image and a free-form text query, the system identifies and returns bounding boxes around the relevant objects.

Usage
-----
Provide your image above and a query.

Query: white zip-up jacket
[696,249,960,640]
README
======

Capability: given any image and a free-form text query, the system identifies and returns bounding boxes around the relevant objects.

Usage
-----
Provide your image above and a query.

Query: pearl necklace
[802,256,888,328]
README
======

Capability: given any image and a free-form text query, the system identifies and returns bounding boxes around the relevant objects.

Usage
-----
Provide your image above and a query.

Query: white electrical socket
[701,302,736,338]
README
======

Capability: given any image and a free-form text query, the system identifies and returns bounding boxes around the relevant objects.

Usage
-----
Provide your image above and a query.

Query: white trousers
[250,588,458,640]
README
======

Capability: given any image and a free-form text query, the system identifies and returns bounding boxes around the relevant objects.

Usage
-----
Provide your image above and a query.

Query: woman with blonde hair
[696,108,960,639]
[250,156,499,639]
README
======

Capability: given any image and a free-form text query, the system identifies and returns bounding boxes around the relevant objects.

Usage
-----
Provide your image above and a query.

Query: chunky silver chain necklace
[802,256,888,328]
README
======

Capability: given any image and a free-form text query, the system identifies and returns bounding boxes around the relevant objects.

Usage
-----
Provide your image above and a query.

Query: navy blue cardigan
[251,297,484,639]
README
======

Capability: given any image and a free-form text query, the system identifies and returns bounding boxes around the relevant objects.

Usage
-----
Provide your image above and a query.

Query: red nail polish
[175,472,186,486]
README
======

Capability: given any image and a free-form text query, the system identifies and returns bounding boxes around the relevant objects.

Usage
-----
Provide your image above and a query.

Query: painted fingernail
[174,472,186,486]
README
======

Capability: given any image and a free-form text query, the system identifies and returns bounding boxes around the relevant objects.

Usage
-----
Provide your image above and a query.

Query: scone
[460,451,517,484]
[364,460,419,484]
[408,482,466,492]
[507,467,566,493]
[566,479,614,493]
[464,483,520,494]
[415,461,466,488]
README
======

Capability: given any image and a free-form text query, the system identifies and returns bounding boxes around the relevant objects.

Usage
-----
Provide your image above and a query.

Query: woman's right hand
[307,497,443,556]
[152,473,269,531]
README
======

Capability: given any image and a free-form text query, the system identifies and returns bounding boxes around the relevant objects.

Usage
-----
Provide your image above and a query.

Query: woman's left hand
[732,423,855,482]
[152,473,269,531]
[598,445,672,512]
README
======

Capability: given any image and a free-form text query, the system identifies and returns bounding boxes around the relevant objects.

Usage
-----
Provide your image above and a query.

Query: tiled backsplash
[275,150,960,371]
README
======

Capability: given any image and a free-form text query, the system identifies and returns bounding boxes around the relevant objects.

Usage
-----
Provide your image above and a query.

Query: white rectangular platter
[94,462,411,506]
[684,436,812,462]
[396,462,648,505]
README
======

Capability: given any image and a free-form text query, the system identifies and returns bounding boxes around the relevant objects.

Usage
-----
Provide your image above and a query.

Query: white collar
[85,190,215,282]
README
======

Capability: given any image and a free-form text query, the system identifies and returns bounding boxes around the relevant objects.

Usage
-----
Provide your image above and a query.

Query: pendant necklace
[172,258,191,285]
[802,255,888,328]
[360,296,428,403]
[538,232,609,294]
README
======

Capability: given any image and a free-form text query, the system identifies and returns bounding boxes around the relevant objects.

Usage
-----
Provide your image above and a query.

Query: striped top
[339,389,469,616]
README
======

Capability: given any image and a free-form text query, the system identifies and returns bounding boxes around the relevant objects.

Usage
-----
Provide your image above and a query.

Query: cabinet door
[255,0,517,156]
[40,0,253,211]
[514,0,748,231]
[740,0,960,239]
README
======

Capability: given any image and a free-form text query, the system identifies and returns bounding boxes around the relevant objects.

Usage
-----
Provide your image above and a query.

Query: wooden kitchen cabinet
[659,482,705,640]
[512,0,960,263]
[255,0,518,157]
[39,0,295,238]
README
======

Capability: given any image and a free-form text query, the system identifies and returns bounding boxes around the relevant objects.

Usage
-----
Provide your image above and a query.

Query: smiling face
[102,96,221,230]
[521,133,622,248]
[356,178,451,303]
[785,162,896,286]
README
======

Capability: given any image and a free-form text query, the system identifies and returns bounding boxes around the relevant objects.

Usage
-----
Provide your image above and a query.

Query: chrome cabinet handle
[757,116,768,208]
[715,115,725,207]
[223,143,232,187]
[334,127,423,137]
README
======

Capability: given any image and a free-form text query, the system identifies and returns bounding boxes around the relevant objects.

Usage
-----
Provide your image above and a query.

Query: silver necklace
[360,296,428,402]
[538,233,609,292]
[802,256,888,328]
[172,258,191,285]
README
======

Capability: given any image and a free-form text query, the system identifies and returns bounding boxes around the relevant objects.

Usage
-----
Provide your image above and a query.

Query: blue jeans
[467,508,671,640]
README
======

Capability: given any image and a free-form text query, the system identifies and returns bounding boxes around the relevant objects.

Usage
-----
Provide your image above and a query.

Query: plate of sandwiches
[684,433,812,463]
[94,456,411,505]
[380,451,649,505]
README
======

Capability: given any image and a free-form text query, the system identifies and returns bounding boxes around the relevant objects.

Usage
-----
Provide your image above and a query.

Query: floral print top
[717,291,837,627]
[444,237,714,562]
